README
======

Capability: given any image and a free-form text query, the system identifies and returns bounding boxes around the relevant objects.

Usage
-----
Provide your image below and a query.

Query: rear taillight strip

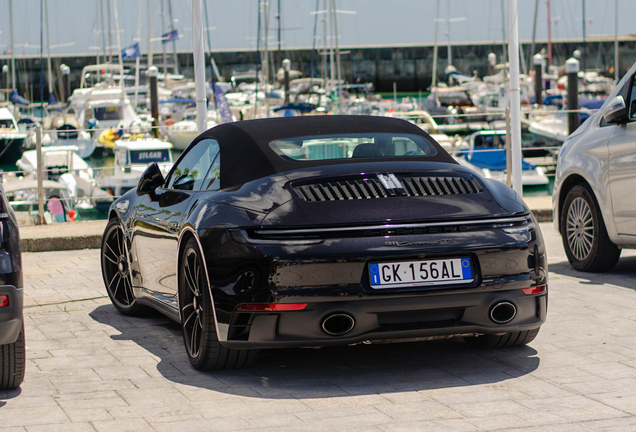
[254,215,530,236]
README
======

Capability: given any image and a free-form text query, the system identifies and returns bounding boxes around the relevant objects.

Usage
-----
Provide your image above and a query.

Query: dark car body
[104,115,547,368]
[0,178,25,389]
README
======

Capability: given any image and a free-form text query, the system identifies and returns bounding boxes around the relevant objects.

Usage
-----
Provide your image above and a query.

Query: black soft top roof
[197,115,456,189]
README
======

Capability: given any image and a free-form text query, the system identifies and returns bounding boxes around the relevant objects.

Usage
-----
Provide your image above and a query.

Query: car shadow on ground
[90,304,540,398]
[549,255,636,292]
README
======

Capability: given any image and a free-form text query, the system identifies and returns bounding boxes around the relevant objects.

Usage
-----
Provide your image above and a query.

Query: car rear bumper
[0,285,23,345]
[221,288,547,349]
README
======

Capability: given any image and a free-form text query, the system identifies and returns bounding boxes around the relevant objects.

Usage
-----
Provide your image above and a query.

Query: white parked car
[553,62,636,272]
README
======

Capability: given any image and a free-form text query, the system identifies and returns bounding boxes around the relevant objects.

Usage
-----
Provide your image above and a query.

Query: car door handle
[168,221,179,232]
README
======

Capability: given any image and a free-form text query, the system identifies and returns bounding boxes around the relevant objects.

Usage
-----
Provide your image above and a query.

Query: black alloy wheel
[101,219,144,315]
[181,243,206,361]
[179,238,258,370]
[0,320,26,390]
[561,184,621,272]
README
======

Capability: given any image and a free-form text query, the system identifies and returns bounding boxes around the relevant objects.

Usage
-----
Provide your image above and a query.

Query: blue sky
[1,0,632,57]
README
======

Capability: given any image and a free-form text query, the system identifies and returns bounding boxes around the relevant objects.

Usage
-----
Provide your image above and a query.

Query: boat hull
[0,137,26,166]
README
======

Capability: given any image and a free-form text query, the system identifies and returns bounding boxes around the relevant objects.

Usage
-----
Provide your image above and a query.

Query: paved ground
[2,222,636,431]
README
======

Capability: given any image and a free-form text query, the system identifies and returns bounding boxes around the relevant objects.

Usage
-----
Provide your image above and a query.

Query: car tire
[101,218,146,316]
[0,319,26,390]
[179,238,259,371]
[463,328,540,349]
[561,184,621,272]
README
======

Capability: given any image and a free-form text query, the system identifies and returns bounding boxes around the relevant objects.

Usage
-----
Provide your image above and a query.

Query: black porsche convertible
[101,115,548,370]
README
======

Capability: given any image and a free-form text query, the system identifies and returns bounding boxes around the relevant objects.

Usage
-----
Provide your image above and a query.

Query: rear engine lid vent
[293,174,483,202]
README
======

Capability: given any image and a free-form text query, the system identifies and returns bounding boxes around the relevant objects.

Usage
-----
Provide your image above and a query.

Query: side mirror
[604,96,628,124]
[136,163,164,199]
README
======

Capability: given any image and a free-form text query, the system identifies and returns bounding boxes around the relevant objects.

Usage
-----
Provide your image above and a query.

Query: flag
[9,89,29,106]
[121,42,141,60]
[211,83,233,123]
[162,30,179,44]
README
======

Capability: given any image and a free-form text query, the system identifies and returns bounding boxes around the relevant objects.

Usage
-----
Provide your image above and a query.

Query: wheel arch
[557,172,613,237]
[177,226,223,342]
[557,174,589,233]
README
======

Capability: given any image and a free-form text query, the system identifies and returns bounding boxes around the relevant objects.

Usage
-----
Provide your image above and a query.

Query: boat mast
[310,0,319,84]
[107,0,113,64]
[95,1,101,64]
[167,0,179,75]
[530,0,538,57]
[254,0,261,118]
[582,0,586,72]
[446,0,452,67]
[500,0,507,66]
[432,0,439,88]
[40,0,44,108]
[508,0,522,197]
[277,0,282,69]
[191,0,207,133]
[322,0,327,81]
[134,0,142,108]
[148,0,155,68]
[45,0,53,96]
[112,0,125,96]
[9,0,16,90]
[332,0,342,113]
[614,0,618,81]
[161,0,167,77]
[329,0,335,84]
[547,0,552,66]
[262,1,270,86]
[100,0,107,63]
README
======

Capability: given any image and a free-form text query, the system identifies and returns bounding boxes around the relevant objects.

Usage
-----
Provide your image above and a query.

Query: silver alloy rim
[566,197,594,261]
[103,225,135,308]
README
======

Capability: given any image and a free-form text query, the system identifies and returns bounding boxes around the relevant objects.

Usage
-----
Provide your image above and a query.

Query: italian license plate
[369,258,473,289]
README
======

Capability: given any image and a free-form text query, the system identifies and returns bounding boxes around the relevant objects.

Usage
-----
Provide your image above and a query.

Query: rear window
[269,133,437,161]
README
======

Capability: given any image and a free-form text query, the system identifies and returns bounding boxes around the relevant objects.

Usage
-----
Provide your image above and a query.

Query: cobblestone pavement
[2,223,636,431]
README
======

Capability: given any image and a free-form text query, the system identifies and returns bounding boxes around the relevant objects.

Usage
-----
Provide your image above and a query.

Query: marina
[0,0,631,224]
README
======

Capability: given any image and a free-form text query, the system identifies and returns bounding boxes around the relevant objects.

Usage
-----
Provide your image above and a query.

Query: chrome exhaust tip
[321,313,355,336]
[490,301,517,324]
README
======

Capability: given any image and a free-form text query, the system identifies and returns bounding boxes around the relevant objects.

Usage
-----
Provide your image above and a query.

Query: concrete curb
[19,220,107,253]
[531,209,553,223]
[21,235,103,253]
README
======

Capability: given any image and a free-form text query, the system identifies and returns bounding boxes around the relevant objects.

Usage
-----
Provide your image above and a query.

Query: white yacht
[0,106,28,165]
[527,110,569,143]
[41,113,96,158]
[16,145,112,210]
[2,177,75,225]
[67,64,150,152]
[166,109,221,151]
[96,135,173,197]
